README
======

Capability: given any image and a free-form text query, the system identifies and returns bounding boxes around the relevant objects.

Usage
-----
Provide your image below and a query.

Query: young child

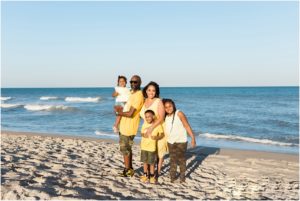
[140,110,164,184]
[112,75,131,133]
[162,98,196,183]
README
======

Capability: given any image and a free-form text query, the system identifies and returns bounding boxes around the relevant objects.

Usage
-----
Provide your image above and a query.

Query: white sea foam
[95,131,116,137]
[24,104,74,111]
[94,131,141,139]
[65,97,101,103]
[40,96,59,100]
[1,103,22,109]
[200,133,297,147]
[1,97,12,101]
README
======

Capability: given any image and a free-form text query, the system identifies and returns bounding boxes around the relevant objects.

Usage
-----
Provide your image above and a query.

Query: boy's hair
[144,109,155,116]
[117,75,127,85]
[162,98,177,114]
[142,81,160,98]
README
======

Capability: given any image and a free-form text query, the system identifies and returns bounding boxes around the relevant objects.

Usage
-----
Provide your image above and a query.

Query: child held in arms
[112,75,131,133]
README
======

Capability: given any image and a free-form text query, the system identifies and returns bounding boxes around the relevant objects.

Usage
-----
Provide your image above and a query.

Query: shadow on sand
[135,146,220,179]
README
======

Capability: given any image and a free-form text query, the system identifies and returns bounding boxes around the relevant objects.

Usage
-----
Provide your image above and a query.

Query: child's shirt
[140,122,164,152]
[165,110,187,144]
[115,86,130,103]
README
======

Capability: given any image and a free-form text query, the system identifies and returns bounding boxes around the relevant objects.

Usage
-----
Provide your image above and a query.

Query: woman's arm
[151,132,164,140]
[178,111,196,147]
[146,100,165,137]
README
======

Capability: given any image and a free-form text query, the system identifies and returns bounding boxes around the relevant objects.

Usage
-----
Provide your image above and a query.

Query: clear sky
[2,1,299,87]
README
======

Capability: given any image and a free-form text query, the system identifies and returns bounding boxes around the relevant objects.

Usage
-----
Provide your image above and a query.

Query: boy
[140,110,164,184]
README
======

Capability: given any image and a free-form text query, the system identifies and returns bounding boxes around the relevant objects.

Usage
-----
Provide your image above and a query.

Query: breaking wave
[65,97,101,103]
[200,133,298,147]
[24,104,76,112]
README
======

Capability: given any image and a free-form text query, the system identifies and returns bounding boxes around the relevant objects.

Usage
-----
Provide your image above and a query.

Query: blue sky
[2,1,299,87]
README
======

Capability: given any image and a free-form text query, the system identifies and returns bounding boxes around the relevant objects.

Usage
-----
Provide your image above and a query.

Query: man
[115,75,144,177]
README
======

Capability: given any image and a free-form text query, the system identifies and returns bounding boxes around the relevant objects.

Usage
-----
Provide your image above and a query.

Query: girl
[162,98,196,183]
[112,75,131,133]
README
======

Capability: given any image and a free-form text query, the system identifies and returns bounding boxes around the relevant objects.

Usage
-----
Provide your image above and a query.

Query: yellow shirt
[119,90,144,136]
[141,123,164,152]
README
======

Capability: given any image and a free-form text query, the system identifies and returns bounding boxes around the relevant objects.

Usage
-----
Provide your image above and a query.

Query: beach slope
[1,131,299,200]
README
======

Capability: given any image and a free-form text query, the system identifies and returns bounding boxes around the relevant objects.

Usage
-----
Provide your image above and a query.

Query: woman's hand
[151,135,159,140]
[146,127,154,138]
[153,133,164,141]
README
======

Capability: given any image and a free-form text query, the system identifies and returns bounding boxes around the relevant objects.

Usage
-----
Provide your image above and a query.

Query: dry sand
[1,131,299,200]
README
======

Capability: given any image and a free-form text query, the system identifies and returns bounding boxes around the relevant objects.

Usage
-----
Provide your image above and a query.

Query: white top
[115,86,131,103]
[165,110,187,144]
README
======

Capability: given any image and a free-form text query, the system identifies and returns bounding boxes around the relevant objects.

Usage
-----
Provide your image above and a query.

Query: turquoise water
[1,87,299,154]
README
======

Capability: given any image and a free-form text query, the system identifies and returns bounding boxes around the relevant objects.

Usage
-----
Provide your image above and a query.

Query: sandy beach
[1,131,299,200]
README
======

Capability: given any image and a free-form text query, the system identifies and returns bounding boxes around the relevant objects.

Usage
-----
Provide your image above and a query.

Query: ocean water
[1,87,299,154]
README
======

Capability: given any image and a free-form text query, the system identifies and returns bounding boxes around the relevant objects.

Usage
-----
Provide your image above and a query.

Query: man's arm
[116,106,136,118]
[112,91,118,97]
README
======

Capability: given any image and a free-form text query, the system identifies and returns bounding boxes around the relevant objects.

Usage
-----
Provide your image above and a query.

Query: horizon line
[1,85,299,89]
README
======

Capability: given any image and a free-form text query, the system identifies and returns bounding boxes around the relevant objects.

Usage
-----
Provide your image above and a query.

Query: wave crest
[65,97,101,102]
[24,104,75,111]
[1,103,23,109]
[40,96,59,100]
[1,97,12,101]
[200,133,298,147]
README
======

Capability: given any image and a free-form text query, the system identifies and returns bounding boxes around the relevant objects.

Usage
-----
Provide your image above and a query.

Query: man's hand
[114,105,123,113]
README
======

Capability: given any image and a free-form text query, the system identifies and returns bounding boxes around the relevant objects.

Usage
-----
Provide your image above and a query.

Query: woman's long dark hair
[143,81,160,98]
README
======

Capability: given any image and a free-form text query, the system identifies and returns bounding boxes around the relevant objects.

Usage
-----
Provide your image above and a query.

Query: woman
[162,98,196,183]
[140,81,167,177]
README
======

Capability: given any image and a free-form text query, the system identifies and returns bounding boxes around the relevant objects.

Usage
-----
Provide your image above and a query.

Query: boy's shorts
[141,150,157,165]
[119,134,135,156]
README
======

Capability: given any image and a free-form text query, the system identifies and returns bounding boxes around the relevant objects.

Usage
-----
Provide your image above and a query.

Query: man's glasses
[130,80,138,84]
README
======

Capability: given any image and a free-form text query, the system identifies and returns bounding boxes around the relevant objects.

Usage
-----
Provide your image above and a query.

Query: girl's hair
[162,99,177,130]
[117,75,127,86]
[143,81,160,98]
[162,98,177,114]
[144,109,155,116]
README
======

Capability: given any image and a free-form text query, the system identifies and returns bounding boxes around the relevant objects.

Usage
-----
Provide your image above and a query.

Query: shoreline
[1,130,299,199]
[2,130,299,159]
[1,130,117,144]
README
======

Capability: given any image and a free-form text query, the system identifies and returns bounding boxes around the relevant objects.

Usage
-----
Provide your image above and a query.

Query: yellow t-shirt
[119,90,144,136]
[140,123,164,152]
